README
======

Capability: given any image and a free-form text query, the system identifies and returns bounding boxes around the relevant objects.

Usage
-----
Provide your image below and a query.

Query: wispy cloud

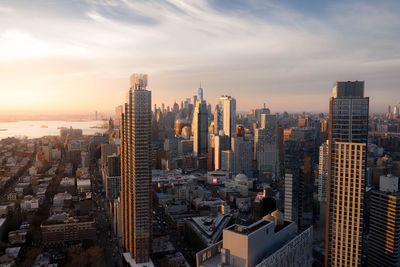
[0,0,399,113]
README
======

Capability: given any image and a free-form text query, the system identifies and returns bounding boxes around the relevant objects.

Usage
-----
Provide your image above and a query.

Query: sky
[0,0,399,115]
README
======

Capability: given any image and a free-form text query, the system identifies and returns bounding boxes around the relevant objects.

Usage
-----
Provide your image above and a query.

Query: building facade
[196,211,313,267]
[120,74,152,263]
[219,95,236,143]
[283,128,315,231]
[325,81,369,267]
[193,98,208,155]
[368,175,400,266]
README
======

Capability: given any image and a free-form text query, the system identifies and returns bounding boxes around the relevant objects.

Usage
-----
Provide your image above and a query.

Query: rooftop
[228,220,271,235]
[122,253,154,267]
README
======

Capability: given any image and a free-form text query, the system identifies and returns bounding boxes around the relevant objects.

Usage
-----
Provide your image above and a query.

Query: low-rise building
[41,213,96,247]
[196,210,313,267]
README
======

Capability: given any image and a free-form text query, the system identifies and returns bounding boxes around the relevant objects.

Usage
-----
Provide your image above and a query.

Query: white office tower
[219,95,236,142]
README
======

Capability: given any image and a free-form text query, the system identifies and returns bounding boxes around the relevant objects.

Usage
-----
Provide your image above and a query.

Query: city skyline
[1,0,400,114]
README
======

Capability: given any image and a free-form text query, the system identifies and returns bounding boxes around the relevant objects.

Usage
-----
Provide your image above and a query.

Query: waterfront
[0,120,108,139]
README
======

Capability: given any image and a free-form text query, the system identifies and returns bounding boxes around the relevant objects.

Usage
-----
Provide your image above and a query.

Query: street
[91,164,122,267]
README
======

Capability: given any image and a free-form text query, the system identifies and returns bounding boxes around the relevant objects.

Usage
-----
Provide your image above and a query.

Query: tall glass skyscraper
[325,81,369,267]
[120,74,152,263]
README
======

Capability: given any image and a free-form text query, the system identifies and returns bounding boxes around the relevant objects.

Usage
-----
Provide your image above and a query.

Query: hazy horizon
[1,0,399,114]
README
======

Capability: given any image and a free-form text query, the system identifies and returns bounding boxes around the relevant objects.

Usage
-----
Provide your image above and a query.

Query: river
[0,120,108,139]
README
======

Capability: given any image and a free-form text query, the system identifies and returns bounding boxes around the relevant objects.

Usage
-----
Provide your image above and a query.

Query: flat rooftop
[122,253,154,267]
[227,220,270,235]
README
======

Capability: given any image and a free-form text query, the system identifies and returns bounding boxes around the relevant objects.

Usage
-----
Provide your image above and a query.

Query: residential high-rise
[368,174,400,266]
[219,95,236,142]
[318,140,329,203]
[120,74,152,264]
[325,81,369,267]
[315,140,329,240]
[192,98,208,155]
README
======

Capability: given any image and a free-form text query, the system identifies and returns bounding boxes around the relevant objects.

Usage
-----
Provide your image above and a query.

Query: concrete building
[368,174,400,266]
[232,137,253,178]
[254,114,279,179]
[58,177,75,195]
[178,140,193,156]
[120,73,153,264]
[196,211,313,267]
[41,213,96,247]
[105,154,121,200]
[214,134,230,171]
[325,81,369,267]
[221,150,234,173]
[77,178,91,193]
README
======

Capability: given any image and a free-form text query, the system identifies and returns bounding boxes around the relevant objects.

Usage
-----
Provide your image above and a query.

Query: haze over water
[0,120,107,139]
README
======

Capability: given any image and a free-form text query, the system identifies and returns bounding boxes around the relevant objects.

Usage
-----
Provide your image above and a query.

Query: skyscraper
[316,140,329,240]
[368,174,400,266]
[232,136,253,177]
[214,133,230,170]
[120,74,152,264]
[254,114,280,180]
[213,104,223,135]
[318,140,329,203]
[325,81,369,267]
[219,95,236,142]
[198,85,203,101]
[284,127,315,231]
[192,98,208,155]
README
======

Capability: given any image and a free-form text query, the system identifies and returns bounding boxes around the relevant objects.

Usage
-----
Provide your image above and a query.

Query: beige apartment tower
[120,74,152,263]
[325,81,369,267]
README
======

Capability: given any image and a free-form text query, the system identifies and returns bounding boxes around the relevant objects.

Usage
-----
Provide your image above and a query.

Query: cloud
[0,0,399,113]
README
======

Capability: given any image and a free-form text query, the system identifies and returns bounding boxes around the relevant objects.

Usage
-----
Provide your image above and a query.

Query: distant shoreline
[0,119,108,123]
